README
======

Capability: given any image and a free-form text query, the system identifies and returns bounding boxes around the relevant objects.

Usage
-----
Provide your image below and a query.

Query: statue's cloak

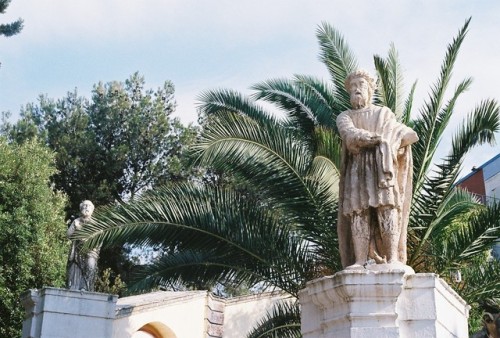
[336,105,414,267]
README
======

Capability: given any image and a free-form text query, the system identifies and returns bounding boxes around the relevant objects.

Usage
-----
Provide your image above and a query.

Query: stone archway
[132,322,177,338]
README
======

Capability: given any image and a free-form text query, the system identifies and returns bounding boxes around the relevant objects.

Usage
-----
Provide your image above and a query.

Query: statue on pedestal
[66,200,100,291]
[336,70,418,270]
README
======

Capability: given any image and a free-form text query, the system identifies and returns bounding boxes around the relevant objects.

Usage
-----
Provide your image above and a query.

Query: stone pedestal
[21,287,117,338]
[299,270,469,338]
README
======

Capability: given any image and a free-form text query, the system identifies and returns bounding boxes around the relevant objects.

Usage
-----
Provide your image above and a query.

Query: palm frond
[316,22,357,111]
[312,126,341,181]
[410,98,500,249]
[293,74,341,128]
[197,88,277,126]
[424,98,498,206]
[308,156,339,201]
[409,201,500,273]
[128,248,270,292]
[191,112,328,220]
[450,203,500,261]
[409,60,475,241]
[402,80,417,125]
[76,183,317,295]
[412,17,471,192]
[452,261,500,305]
[193,112,311,175]
[409,189,480,269]
[246,299,301,338]
[374,43,405,119]
[302,151,339,265]
[450,99,500,163]
[251,78,317,141]
[128,249,282,294]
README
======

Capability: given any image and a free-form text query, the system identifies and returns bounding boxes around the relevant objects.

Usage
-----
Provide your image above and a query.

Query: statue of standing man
[66,200,100,291]
[336,70,418,271]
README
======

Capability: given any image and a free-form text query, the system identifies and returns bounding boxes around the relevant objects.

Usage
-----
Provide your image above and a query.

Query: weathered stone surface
[398,273,470,338]
[337,70,418,271]
[299,270,469,338]
[21,288,117,338]
[22,288,288,337]
[206,294,225,337]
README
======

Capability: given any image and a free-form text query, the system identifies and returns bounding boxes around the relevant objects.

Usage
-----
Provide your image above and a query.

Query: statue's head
[80,200,94,218]
[345,70,376,109]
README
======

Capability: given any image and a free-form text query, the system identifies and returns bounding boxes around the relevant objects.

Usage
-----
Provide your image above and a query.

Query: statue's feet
[366,261,415,275]
[344,263,366,270]
[372,252,387,264]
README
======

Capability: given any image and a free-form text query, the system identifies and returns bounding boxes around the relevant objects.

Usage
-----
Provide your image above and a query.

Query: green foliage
[246,300,301,338]
[458,269,500,334]
[0,138,67,337]
[1,72,198,293]
[0,0,23,38]
[76,183,317,295]
[79,19,500,337]
[95,268,127,296]
[4,72,198,214]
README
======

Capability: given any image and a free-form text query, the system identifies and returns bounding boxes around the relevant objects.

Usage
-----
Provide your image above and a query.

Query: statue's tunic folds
[67,223,100,291]
[336,105,414,267]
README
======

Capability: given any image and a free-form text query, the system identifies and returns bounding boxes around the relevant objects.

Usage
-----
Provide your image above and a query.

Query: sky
[1,0,499,178]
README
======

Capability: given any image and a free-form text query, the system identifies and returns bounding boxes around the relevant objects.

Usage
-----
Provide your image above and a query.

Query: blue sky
[1,0,499,177]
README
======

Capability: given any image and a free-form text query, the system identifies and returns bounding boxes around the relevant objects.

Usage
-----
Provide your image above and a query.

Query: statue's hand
[350,132,381,152]
[366,134,381,146]
[401,129,419,147]
[373,135,382,143]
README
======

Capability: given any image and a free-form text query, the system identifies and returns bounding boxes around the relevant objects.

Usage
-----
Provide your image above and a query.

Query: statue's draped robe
[336,105,414,268]
[66,219,100,291]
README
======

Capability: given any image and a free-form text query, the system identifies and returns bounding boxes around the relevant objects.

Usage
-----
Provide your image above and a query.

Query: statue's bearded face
[348,77,371,109]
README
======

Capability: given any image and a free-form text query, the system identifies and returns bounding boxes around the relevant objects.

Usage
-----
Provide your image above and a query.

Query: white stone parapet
[398,273,470,338]
[21,288,289,337]
[299,270,469,338]
[21,287,118,338]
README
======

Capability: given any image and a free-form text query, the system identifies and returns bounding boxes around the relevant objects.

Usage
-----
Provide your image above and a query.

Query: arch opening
[132,322,177,338]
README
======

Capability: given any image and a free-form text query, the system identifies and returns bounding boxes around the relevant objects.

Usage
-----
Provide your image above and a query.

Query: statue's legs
[349,210,370,268]
[66,262,84,290]
[376,206,400,263]
[83,251,99,292]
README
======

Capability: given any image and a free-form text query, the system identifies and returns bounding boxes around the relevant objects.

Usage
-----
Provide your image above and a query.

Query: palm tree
[78,18,500,336]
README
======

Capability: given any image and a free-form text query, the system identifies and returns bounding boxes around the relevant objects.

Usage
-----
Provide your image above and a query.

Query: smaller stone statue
[66,200,100,291]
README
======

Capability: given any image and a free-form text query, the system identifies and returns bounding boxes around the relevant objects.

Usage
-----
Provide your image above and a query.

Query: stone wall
[21,288,288,338]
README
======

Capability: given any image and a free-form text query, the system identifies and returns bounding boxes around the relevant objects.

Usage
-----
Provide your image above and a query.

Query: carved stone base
[299,270,469,338]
